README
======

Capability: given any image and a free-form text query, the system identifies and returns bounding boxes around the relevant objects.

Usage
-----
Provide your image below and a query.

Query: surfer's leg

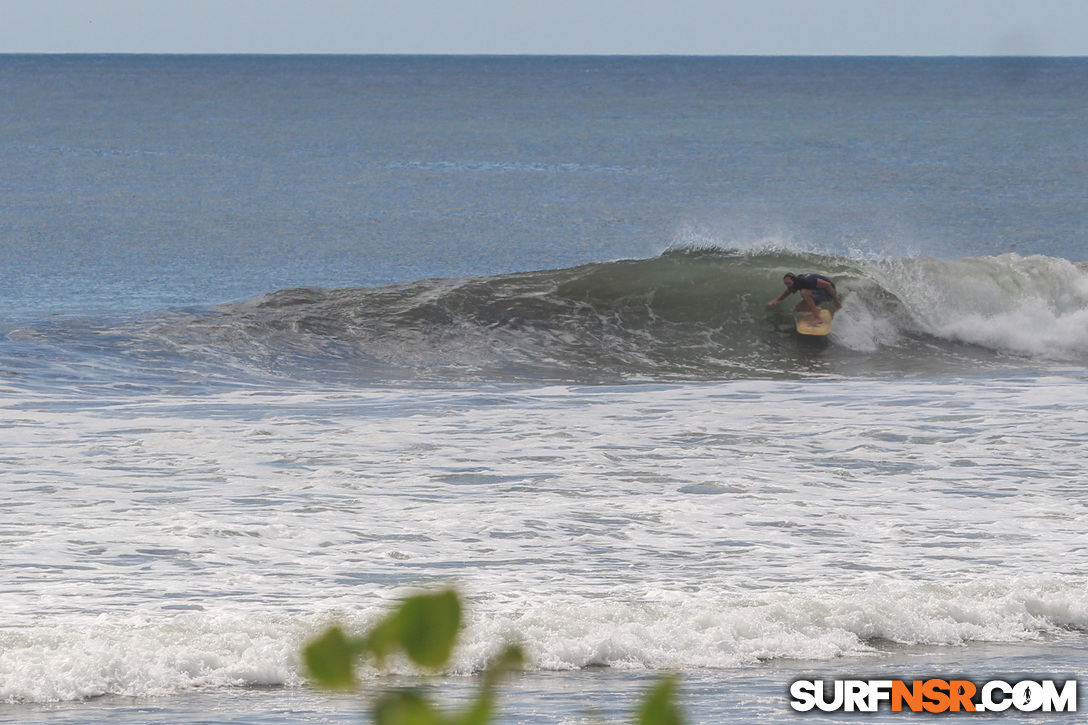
[797,290,821,318]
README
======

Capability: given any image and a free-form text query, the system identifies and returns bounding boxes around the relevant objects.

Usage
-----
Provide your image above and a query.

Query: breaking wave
[8,248,1086,389]
[143,248,1088,384]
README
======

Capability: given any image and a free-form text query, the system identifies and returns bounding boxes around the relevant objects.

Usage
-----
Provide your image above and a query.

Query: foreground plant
[302,588,684,725]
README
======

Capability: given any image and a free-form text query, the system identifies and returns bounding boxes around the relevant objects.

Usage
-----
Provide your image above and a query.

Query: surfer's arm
[815,279,843,310]
[767,289,791,306]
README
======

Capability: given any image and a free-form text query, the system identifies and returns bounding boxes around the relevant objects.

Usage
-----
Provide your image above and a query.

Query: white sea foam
[0,611,307,703]
[865,253,1088,359]
[2,376,1087,701]
[458,577,1088,672]
[3,577,1085,702]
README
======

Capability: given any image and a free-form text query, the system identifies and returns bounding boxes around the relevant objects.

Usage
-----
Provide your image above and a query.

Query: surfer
[767,273,843,319]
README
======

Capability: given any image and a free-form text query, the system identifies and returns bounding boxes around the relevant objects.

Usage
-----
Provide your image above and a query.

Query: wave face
[146,249,1088,385]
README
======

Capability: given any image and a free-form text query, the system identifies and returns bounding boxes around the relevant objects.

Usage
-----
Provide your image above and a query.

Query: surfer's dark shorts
[808,289,833,304]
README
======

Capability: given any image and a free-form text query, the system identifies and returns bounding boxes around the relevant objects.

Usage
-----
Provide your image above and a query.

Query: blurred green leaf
[302,590,577,725]
[455,644,526,725]
[363,614,402,666]
[303,626,360,690]
[390,589,463,670]
[636,675,684,725]
[480,644,525,689]
[452,694,493,725]
[374,689,447,725]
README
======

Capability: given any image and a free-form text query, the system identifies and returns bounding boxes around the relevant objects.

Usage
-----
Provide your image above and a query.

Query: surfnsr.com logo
[789,678,1077,713]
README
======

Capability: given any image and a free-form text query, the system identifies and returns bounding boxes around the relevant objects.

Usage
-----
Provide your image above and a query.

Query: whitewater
[2,56,1087,723]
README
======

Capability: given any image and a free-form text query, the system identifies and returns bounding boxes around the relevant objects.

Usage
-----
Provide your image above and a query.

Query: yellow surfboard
[796,308,833,336]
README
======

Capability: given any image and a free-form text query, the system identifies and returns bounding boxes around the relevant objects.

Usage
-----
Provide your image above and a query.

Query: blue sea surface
[2,56,1086,320]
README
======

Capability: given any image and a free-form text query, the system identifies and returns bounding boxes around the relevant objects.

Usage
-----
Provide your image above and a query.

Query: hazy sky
[0,0,1086,55]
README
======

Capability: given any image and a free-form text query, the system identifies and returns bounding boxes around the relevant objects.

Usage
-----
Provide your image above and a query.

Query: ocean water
[1,55,1087,723]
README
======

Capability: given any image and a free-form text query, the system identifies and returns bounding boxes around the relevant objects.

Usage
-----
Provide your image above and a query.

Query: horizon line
[0,52,1082,58]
